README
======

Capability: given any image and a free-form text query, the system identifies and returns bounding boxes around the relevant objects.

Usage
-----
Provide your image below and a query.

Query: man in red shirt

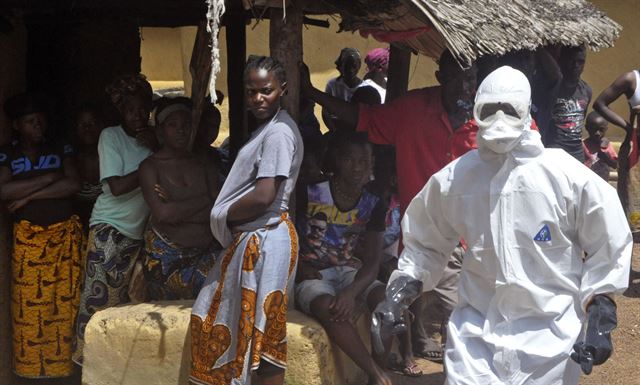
[300,49,478,362]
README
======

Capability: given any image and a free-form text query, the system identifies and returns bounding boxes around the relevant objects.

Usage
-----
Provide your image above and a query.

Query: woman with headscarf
[73,73,157,364]
[359,47,390,103]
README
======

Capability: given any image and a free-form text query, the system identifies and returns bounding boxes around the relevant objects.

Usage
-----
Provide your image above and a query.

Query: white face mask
[473,66,532,154]
[478,110,527,153]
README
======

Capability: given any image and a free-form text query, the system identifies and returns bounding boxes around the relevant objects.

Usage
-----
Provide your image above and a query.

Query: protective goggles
[473,101,530,127]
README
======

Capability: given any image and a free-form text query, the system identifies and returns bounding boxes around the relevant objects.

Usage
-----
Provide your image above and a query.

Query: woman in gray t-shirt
[191,56,303,385]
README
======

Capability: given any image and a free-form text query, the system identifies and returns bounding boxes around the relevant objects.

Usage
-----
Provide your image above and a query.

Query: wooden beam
[269,0,303,123]
[189,22,212,149]
[386,44,411,103]
[226,11,247,158]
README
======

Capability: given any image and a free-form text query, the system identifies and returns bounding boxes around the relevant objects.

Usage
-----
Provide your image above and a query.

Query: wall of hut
[0,17,27,384]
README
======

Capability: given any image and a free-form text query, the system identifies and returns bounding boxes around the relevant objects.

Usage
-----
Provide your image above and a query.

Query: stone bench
[82,301,370,385]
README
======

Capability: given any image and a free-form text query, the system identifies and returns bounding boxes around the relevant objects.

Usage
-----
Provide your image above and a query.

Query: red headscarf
[364,47,390,76]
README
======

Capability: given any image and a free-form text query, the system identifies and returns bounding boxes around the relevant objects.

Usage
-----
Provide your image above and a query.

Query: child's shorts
[295,265,385,315]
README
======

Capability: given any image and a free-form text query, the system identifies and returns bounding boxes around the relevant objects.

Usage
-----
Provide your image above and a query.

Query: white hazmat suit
[391,66,632,384]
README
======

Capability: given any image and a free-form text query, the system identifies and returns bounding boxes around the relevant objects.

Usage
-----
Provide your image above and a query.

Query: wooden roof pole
[227,6,247,159]
[386,45,411,103]
[269,0,303,123]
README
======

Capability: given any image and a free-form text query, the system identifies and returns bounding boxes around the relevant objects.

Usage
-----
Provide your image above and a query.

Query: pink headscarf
[364,47,390,75]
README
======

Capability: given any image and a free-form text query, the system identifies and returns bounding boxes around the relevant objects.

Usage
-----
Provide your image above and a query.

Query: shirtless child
[139,97,220,300]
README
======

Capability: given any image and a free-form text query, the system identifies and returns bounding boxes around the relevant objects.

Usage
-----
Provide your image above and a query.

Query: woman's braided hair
[244,55,287,85]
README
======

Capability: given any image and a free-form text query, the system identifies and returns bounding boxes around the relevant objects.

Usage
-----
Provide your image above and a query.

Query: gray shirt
[210,109,303,247]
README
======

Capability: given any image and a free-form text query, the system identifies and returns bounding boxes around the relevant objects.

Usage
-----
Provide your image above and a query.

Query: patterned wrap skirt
[11,216,84,378]
[73,223,143,364]
[190,214,298,385]
[142,227,218,301]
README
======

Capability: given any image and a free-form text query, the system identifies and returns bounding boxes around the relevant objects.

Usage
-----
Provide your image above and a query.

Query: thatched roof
[332,0,621,66]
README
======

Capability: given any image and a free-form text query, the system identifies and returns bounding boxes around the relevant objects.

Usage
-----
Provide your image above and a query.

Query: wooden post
[189,21,212,149]
[386,45,411,103]
[269,0,303,122]
[226,11,247,158]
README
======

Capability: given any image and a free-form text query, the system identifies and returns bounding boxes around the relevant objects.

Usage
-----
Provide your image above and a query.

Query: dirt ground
[11,249,640,385]
[394,244,640,385]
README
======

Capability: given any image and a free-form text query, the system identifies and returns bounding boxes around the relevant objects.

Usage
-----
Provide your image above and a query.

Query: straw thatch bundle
[335,0,621,65]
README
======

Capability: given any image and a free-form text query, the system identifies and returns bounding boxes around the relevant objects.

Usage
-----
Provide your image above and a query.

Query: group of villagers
[3,70,224,379]
[1,41,639,385]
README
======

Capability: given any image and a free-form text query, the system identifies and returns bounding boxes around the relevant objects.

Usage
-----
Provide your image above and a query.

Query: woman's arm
[24,157,81,200]
[139,160,212,224]
[227,176,284,226]
[6,158,81,212]
[594,72,636,132]
[0,169,61,201]
[105,171,141,196]
[300,62,359,129]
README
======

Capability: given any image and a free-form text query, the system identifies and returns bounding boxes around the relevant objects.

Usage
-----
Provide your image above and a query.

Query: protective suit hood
[474,66,533,155]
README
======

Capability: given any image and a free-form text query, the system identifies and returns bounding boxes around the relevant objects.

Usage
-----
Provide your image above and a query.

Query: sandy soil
[393,245,640,385]
[12,251,639,385]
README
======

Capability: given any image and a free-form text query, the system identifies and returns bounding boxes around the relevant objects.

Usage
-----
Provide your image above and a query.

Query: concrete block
[82,301,371,385]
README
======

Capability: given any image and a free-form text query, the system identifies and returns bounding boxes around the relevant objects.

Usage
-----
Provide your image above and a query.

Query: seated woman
[295,132,419,385]
[0,92,82,379]
[73,103,105,229]
[139,97,219,300]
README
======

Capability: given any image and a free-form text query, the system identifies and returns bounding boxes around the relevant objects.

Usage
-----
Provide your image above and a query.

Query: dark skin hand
[328,231,383,322]
[296,260,323,283]
[594,71,638,133]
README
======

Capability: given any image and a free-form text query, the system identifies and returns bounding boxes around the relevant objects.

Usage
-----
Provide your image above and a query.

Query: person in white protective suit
[371,66,633,385]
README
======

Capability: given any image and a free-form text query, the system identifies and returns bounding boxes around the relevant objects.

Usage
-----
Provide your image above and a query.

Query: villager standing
[73,74,157,364]
[1,93,83,379]
[190,56,303,385]
[359,47,389,103]
[138,97,219,300]
[539,45,592,162]
[594,69,640,228]
[322,48,363,132]
[72,103,105,229]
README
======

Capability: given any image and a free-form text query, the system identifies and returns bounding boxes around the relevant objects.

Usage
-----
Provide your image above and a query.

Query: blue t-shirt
[0,140,75,225]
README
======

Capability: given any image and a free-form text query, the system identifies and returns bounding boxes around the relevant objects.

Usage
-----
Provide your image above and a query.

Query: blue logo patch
[533,224,551,242]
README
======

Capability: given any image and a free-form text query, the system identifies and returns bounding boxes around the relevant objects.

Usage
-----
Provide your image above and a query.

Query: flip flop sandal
[416,349,443,363]
[414,340,444,363]
[387,353,424,377]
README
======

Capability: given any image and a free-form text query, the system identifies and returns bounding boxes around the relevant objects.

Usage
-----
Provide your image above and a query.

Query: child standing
[190,56,303,385]
[583,111,618,181]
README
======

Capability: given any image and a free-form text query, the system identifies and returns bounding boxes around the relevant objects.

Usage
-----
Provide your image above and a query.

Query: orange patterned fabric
[11,216,84,378]
[190,216,298,385]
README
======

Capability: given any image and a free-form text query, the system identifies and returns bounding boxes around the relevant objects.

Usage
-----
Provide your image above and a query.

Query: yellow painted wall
[140,1,639,141]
